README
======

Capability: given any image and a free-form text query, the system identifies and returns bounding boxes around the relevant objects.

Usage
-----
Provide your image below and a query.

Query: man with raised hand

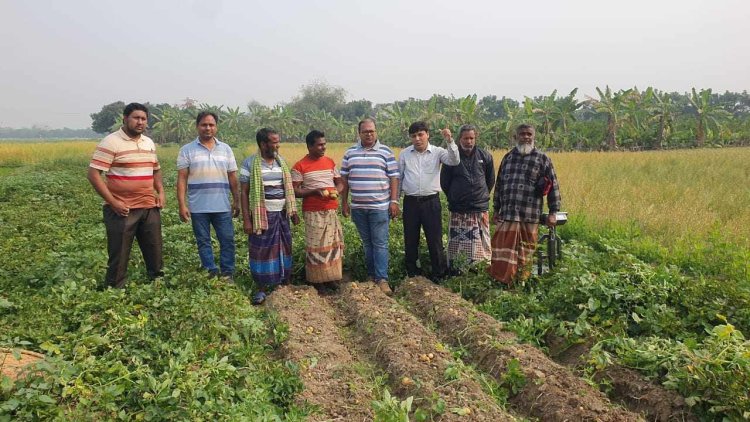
[490,124,561,285]
[398,121,459,282]
[176,111,239,281]
[291,130,345,290]
[340,118,399,295]
[440,124,495,272]
[87,102,165,288]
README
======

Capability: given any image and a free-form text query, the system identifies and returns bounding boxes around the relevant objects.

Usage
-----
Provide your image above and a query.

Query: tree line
[90,82,750,150]
[0,126,98,140]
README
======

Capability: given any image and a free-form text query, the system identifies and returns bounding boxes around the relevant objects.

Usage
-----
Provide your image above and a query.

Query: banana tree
[644,88,676,149]
[220,106,246,145]
[531,90,558,148]
[267,105,299,141]
[451,94,485,126]
[551,88,583,147]
[151,106,193,144]
[621,88,650,147]
[589,86,631,149]
[688,88,731,146]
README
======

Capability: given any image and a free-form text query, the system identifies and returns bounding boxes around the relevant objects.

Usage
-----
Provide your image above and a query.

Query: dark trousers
[103,206,163,288]
[402,194,447,279]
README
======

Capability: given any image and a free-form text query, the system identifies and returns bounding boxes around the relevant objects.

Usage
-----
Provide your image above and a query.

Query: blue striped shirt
[176,138,238,213]
[340,140,399,210]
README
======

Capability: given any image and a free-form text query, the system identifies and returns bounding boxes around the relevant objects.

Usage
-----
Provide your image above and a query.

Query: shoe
[208,270,219,278]
[252,291,267,305]
[220,273,234,283]
[376,280,392,296]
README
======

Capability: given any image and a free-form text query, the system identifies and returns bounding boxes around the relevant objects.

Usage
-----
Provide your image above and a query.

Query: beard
[516,142,534,155]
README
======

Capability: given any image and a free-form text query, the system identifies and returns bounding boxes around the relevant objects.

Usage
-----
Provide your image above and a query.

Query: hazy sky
[2,0,748,128]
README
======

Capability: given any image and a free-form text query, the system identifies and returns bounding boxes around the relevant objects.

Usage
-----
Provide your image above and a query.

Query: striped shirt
[89,129,160,209]
[340,140,399,210]
[176,138,238,213]
[291,155,340,212]
[239,156,286,212]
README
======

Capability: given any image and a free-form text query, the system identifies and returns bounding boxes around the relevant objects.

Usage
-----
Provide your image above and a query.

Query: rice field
[2,140,748,249]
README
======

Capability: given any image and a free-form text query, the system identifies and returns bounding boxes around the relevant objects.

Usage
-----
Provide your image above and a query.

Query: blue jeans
[191,212,235,275]
[351,208,390,281]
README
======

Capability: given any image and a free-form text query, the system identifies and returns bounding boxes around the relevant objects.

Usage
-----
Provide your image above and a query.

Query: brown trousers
[489,221,538,285]
[103,206,163,288]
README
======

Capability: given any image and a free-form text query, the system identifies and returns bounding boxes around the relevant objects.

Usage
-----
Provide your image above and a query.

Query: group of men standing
[87,103,561,303]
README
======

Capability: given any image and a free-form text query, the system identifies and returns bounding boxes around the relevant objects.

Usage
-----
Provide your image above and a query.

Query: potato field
[1,141,749,421]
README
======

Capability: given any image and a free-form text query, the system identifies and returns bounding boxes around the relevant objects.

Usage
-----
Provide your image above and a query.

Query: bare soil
[265,277,693,421]
[0,348,44,381]
[398,276,642,422]
[546,333,697,422]
[334,281,516,421]
[266,285,374,421]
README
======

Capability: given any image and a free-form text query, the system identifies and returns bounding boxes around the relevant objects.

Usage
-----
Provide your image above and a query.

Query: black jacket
[440,147,495,213]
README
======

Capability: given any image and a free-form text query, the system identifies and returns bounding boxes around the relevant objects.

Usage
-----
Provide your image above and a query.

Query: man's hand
[232,201,240,218]
[291,212,300,225]
[110,199,130,217]
[342,202,350,218]
[441,128,453,142]
[389,202,400,219]
[155,191,166,208]
[546,213,557,227]
[493,213,503,224]
[179,205,191,223]
[243,220,253,235]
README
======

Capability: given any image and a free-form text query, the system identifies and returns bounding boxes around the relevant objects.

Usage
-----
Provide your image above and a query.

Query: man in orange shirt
[87,103,165,288]
[291,130,344,289]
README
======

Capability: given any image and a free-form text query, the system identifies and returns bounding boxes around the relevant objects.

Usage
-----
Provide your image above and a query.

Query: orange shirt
[291,155,340,212]
[90,129,160,209]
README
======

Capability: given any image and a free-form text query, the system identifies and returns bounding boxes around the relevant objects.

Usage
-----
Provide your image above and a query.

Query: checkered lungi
[447,211,491,264]
[489,221,538,285]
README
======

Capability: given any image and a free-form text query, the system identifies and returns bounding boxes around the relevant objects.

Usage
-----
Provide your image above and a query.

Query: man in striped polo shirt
[176,111,240,281]
[88,103,165,288]
[340,118,400,295]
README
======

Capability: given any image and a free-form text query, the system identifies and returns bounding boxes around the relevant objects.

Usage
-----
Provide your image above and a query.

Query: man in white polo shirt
[176,111,240,280]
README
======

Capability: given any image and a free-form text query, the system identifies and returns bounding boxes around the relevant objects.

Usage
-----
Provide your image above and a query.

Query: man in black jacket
[440,125,495,272]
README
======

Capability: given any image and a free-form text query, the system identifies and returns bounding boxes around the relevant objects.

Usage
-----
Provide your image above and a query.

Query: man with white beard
[490,124,561,285]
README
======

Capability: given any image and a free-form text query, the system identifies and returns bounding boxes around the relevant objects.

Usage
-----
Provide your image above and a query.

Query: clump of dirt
[546,333,697,422]
[399,277,642,422]
[267,285,374,421]
[0,348,44,381]
[336,282,515,421]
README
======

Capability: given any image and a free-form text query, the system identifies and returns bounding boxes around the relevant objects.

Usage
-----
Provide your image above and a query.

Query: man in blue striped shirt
[340,118,400,295]
[176,111,240,280]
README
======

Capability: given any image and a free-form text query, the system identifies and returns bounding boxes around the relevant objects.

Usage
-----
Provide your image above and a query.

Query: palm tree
[688,88,731,146]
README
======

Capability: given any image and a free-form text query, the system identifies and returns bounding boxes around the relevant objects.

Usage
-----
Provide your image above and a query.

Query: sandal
[252,291,267,305]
